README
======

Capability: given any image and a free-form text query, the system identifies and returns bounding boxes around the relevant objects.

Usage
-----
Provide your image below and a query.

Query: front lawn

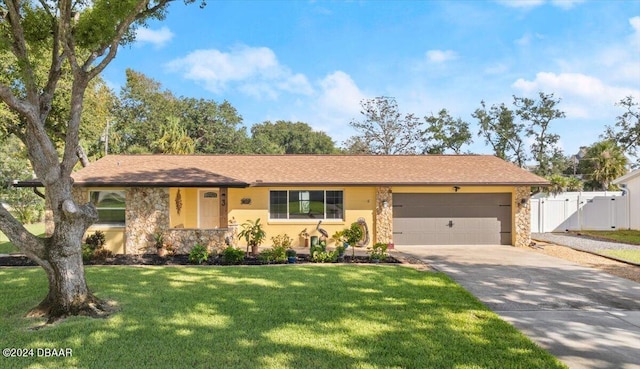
[577,230,640,245]
[600,249,640,263]
[0,222,45,254]
[0,265,566,369]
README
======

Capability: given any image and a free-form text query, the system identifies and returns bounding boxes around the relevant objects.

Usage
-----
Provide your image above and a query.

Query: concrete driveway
[395,245,640,369]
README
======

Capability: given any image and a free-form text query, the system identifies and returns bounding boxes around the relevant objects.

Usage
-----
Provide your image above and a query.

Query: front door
[199,190,220,228]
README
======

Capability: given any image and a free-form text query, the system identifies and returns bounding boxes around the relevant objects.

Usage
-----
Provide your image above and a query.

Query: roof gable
[68,154,549,187]
[613,168,640,185]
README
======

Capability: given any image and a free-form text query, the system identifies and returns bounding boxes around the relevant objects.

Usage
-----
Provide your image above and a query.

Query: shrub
[311,250,338,263]
[285,248,297,258]
[271,234,293,248]
[82,244,94,262]
[93,248,114,261]
[221,246,245,265]
[310,243,326,258]
[82,231,110,262]
[343,222,364,246]
[85,231,106,251]
[368,242,388,261]
[258,245,287,264]
[189,244,209,265]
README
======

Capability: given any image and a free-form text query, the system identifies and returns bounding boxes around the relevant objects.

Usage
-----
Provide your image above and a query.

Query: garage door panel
[393,193,512,246]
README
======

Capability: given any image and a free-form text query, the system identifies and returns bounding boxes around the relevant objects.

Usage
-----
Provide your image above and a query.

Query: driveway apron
[395,245,640,369]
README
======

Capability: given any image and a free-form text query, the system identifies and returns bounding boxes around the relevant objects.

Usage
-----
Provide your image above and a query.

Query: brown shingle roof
[67,154,549,187]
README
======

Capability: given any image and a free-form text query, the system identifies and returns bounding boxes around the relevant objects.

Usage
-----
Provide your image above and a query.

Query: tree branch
[4,0,39,107]
[0,204,46,260]
[87,0,174,79]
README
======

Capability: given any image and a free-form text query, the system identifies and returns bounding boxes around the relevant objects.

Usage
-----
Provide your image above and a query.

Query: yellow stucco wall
[84,226,125,254]
[85,184,525,253]
[227,186,376,248]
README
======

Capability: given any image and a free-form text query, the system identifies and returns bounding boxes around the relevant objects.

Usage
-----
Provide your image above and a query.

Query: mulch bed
[0,253,400,267]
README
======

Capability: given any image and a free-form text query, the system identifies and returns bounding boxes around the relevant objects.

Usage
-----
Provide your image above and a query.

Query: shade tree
[0,0,203,323]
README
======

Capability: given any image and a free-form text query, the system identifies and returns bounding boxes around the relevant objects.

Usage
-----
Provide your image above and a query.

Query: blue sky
[102,0,640,157]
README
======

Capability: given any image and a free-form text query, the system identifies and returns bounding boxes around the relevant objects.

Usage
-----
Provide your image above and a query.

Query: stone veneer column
[125,187,169,254]
[514,186,531,248]
[375,186,393,244]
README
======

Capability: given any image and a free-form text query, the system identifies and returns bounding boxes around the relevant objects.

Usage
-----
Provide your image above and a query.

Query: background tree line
[345,94,638,193]
[2,69,639,226]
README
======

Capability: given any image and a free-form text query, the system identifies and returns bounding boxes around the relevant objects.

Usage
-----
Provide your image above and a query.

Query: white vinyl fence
[531,192,629,233]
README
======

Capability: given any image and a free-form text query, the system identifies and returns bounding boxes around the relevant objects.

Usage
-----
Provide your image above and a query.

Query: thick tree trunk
[16,178,110,323]
[27,251,107,323]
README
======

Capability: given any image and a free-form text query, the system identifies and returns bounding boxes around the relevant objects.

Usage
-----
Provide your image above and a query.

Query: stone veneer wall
[375,186,393,244]
[164,229,231,254]
[514,186,531,248]
[124,187,232,254]
[125,187,170,254]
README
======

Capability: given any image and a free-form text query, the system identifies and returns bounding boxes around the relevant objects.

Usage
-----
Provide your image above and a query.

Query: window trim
[268,189,344,221]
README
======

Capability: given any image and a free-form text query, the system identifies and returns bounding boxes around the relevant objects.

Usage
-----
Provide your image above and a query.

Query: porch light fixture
[518,198,528,209]
[382,200,389,208]
[453,186,461,192]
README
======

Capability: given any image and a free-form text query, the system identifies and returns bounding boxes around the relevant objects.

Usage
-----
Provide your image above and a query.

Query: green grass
[577,230,640,245]
[0,222,45,254]
[599,249,640,263]
[0,265,566,369]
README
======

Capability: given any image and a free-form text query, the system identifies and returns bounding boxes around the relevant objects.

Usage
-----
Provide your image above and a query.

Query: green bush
[258,245,287,263]
[271,234,293,248]
[368,242,388,261]
[188,244,209,265]
[311,250,338,263]
[82,231,110,262]
[221,246,245,265]
[310,243,326,258]
[82,244,94,262]
[285,248,297,258]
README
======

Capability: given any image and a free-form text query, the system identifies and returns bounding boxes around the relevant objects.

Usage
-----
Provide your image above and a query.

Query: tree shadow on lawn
[0,266,565,369]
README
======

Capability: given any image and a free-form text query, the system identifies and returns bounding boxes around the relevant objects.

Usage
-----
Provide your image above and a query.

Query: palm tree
[151,117,195,154]
[579,140,628,190]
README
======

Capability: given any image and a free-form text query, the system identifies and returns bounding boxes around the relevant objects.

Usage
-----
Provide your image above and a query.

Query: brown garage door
[392,193,512,245]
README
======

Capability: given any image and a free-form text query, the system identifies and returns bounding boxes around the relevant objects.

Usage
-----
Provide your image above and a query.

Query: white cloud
[512,72,640,118]
[630,16,640,47]
[426,49,458,63]
[515,32,544,46]
[317,71,365,117]
[550,0,585,10]
[166,45,313,99]
[495,0,545,8]
[136,27,174,48]
[496,0,584,9]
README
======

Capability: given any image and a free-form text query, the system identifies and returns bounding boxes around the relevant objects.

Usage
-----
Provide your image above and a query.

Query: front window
[90,190,125,225]
[269,190,343,220]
